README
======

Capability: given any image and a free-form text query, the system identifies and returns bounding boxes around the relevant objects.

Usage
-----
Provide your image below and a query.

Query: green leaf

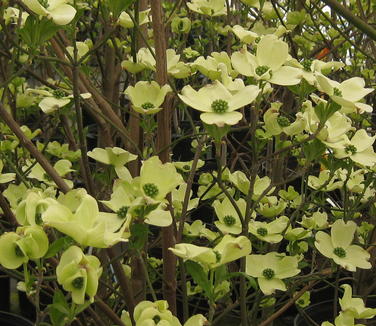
[108,0,137,19]
[288,80,316,97]
[74,301,91,315]
[303,139,326,162]
[287,10,306,25]
[18,16,61,50]
[185,261,213,301]
[48,291,70,326]
[129,223,149,250]
[44,236,75,259]
[314,101,341,124]
[214,265,228,286]
[204,123,231,142]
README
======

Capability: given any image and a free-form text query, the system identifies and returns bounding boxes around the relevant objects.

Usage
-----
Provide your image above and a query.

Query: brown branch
[0,103,70,193]
[321,0,376,41]
[106,247,136,325]
[0,189,17,226]
[95,296,126,326]
[151,0,177,315]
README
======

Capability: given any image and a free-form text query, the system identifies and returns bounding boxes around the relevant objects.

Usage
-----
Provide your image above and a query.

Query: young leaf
[44,236,74,259]
[108,0,137,19]
[129,223,149,250]
[48,290,71,326]
[303,139,326,162]
[185,261,213,301]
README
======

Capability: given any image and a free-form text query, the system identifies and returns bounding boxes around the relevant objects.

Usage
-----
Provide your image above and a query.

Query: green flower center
[277,116,291,128]
[262,268,275,280]
[116,206,129,219]
[143,183,159,198]
[345,144,357,155]
[52,89,66,98]
[333,88,342,97]
[302,59,313,72]
[255,65,270,76]
[183,164,190,171]
[211,99,229,113]
[141,102,155,110]
[333,247,346,258]
[15,245,25,257]
[255,37,261,44]
[71,277,85,289]
[223,215,236,226]
[153,315,161,324]
[257,227,268,237]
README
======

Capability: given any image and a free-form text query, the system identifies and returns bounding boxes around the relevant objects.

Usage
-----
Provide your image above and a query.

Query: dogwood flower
[125,81,172,115]
[231,35,302,85]
[322,311,365,326]
[183,220,218,241]
[56,246,102,304]
[87,147,137,181]
[232,25,258,44]
[229,171,275,199]
[66,42,90,61]
[23,159,74,189]
[179,80,260,126]
[246,252,301,295]
[249,216,289,243]
[315,219,371,271]
[257,196,286,218]
[22,0,76,25]
[27,88,91,114]
[316,75,374,114]
[170,235,252,269]
[15,188,55,226]
[339,284,376,319]
[171,16,191,34]
[302,99,353,144]
[0,226,49,269]
[263,102,305,136]
[118,9,150,28]
[122,48,191,78]
[4,7,29,25]
[324,129,376,166]
[193,52,238,80]
[213,197,245,234]
[187,0,226,16]
[299,59,344,85]
[308,169,344,192]
[121,300,208,326]
[134,156,183,203]
[42,189,127,248]
[300,211,329,230]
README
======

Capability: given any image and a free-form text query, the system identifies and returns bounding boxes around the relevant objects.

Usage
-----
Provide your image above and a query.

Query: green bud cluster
[116,206,129,219]
[143,183,159,198]
[333,247,346,258]
[223,215,236,226]
[211,99,229,113]
[255,65,270,76]
[141,102,155,110]
[277,116,291,128]
[262,268,275,280]
[257,227,268,237]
